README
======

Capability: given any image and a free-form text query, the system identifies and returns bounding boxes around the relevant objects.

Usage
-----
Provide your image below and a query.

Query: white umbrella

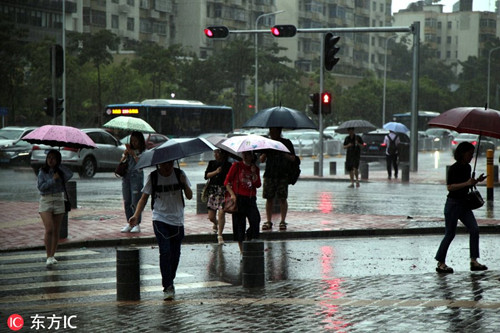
[221,134,290,153]
[103,116,156,133]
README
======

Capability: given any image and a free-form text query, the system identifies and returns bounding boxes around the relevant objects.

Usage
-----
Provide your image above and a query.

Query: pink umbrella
[221,134,290,153]
[22,125,97,149]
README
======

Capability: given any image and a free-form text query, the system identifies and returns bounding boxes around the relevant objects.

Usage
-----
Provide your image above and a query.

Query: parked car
[0,126,38,166]
[360,129,410,162]
[31,128,125,178]
[450,133,495,156]
[283,130,334,156]
[424,128,456,150]
[120,132,169,150]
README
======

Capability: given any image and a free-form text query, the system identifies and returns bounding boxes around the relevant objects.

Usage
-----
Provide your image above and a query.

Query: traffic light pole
[318,34,325,177]
[51,44,57,125]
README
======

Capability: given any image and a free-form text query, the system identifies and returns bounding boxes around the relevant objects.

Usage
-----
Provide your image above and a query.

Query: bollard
[314,161,319,176]
[344,162,349,175]
[495,165,499,183]
[66,181,77,209]
[59,213,68,239]
[196,183,208,214]
[329,161,336,175]
[116,247,140,301]
[242,241,265,288]
[401,164,410,182]
[486,149,494,201]
[360,163,369,180]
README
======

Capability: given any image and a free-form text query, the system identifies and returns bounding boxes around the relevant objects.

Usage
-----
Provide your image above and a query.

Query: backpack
[287,156,301,185]
[387,134,398,155]
[150,168,185,210]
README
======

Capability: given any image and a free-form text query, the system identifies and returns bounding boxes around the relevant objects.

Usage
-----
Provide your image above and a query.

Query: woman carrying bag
[224,151,261,254]
[120,131,146,233]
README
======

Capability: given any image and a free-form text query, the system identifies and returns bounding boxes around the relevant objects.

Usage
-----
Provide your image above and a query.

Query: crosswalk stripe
[0,250,100,262]
[0,281,231,304]
[0,257,116,270]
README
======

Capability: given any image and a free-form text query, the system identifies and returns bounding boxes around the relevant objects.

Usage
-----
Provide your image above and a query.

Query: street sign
[0,107,8,116]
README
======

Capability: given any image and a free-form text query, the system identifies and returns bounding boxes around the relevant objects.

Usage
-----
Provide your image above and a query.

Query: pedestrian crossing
[0,247,232,308]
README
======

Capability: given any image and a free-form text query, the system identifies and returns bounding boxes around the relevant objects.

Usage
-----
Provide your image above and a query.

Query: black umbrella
[242,106,317,130]
[335,120,377,134]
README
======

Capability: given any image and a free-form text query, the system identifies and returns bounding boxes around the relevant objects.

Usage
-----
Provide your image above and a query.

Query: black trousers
[386,154,398,177]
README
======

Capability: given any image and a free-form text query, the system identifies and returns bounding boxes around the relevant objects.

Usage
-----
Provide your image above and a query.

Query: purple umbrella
[22,125,97,149]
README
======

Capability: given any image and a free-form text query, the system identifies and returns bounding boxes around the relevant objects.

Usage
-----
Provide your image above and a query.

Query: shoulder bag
[465,186,484,210]
[201,179,210,203]
[223,163,239,213]
[114,160,128,177]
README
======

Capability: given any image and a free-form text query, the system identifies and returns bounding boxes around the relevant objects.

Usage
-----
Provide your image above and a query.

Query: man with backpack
[128,160,192,301]
[384,130,400,179]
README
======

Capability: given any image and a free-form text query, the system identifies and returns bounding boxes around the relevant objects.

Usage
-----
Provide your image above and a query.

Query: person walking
[204,149,232,244]
[383,130,400,179]
[224,151,261,254]
[343,128,363,188]
[128,160,192,300]
[434,142,487,273]
[260,127,296,231]
[37,149,73,267]
[120,131,146,233]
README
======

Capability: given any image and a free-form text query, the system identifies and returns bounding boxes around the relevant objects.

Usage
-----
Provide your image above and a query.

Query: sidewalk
[2,164,500,252]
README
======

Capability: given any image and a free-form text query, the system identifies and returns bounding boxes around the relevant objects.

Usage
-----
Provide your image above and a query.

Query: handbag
[465,186,484,210]
[114,160,128,177]
[201,180,210,203]
[223,191,238,213]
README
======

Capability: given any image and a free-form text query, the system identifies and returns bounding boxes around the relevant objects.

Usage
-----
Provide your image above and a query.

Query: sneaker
[121,224,132,233]
[163,285,175,300]
[130,225,141,233]
[46,257,57,266]
[217,235,224,245]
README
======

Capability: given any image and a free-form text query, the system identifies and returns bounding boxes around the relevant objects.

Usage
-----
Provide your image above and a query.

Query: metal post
[116,247,140,301]
[487,46,500,108]
[242,241,265,288]
[254,10,285,113]
[62,0,66,126]
[486,149,494,201]
[318,33,324,177]
[51,45,57,125]
[410,22,420,172]
[383,35,398,127]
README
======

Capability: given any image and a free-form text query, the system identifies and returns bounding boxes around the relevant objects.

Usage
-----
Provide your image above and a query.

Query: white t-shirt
[383,132,400,156]
[142,169,191,226]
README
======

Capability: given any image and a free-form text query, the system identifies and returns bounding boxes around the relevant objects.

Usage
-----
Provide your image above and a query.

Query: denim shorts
[39,193,65,214]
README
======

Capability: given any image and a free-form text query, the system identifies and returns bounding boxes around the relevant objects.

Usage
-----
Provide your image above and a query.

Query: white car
[31,128,125,178]
[0,126,38,166]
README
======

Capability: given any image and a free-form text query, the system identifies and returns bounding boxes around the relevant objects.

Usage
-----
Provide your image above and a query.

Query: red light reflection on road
[317,246,352,331]
[318,192,333,214]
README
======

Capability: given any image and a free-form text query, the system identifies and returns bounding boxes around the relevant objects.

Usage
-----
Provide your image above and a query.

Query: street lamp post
[487,46,500,108]
[255,10,285,113]
[382,34,398,126]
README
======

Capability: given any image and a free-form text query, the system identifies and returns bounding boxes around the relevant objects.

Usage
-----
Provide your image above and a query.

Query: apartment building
[393,0,499,75]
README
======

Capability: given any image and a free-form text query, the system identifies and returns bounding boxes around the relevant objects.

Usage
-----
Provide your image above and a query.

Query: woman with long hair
[37,149,73,267]
[120,131,146,233]
[435,141,487,273]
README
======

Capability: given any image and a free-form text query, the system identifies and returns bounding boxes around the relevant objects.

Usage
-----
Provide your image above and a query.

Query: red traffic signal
[271,25,297,38]
[324,33,340,71]
[204,26,229,38]
[321,92,332,114]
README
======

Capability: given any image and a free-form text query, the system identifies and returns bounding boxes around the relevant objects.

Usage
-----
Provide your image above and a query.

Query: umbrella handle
[472,133,481,176]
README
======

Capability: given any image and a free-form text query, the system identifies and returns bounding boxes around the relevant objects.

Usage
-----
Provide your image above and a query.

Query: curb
[4,225,500,253]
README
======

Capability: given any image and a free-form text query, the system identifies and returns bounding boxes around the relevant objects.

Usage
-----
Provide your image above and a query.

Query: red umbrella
[428,107,500,139]
[21,125,97,149]
[428,106,500,173]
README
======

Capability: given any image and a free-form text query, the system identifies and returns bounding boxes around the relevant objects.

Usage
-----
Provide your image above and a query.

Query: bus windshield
[105,99,234,137]
[392,111,439,132]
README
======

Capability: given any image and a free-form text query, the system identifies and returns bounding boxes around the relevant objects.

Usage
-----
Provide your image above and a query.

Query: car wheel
[79,156,96,178]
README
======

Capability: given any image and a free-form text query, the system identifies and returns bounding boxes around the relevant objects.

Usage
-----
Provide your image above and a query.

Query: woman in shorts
[37,149,73,267]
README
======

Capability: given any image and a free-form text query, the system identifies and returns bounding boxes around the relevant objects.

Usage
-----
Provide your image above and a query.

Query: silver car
[31,128,125,178]
[0,126,38,166]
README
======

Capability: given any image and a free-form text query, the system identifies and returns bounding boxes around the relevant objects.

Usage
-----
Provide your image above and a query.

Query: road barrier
[360,163,369,180]
[60,181,77,239]
[196,183,208,214]
[116,247,140,301]
[329,161,337,175]
[401,163,410,182]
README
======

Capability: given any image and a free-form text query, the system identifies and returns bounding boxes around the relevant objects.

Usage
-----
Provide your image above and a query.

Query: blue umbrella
[383,122,409,134]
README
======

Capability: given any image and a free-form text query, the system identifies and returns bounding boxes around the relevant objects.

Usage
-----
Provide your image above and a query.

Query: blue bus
[392,111,439,132]
[105,99,234,137]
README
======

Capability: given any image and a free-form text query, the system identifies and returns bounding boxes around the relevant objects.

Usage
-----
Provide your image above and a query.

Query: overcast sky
[392,0,496,14]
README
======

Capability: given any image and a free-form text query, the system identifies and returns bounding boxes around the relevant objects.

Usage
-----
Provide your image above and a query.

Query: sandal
[470,262,488,271]
[279,221,287,231]
[436,263,454,274]
[262,221,273,231]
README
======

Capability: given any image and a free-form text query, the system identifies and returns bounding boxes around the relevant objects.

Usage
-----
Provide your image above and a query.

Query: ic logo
[7,314,24,331]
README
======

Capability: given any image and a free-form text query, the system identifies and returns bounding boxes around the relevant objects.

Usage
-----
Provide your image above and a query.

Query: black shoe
[470,262,488,271]
[436,263,453,273]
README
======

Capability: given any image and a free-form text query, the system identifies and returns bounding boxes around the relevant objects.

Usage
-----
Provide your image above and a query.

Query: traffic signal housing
[50,44,64,78]
[56,98,64,115]
[204,26,229,38]
[44,97,54,116]
[321,92,332,114]
[309,93,319,115]
[271,25,297,38]
[324,33,340,71]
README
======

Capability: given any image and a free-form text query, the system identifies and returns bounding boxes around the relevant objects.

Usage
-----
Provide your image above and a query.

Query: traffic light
[44,97,54,116]
[50,44,64,78]
[321,92,332,114]
[271,25,297,38]
[324,33,340,71]
[204,26,229,38]
[309,93,319,115]
[56,98,64,115]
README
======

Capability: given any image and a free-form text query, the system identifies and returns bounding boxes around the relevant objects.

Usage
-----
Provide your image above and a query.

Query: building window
[437,36,441,44]
[111,15,119,29]
[446,51,450,58]
[447,21,451,29]
[127,0,135,6]
[112,0,119,3]
[446,36,451,44]
[437,21,441,29]
[127,17,134,31]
